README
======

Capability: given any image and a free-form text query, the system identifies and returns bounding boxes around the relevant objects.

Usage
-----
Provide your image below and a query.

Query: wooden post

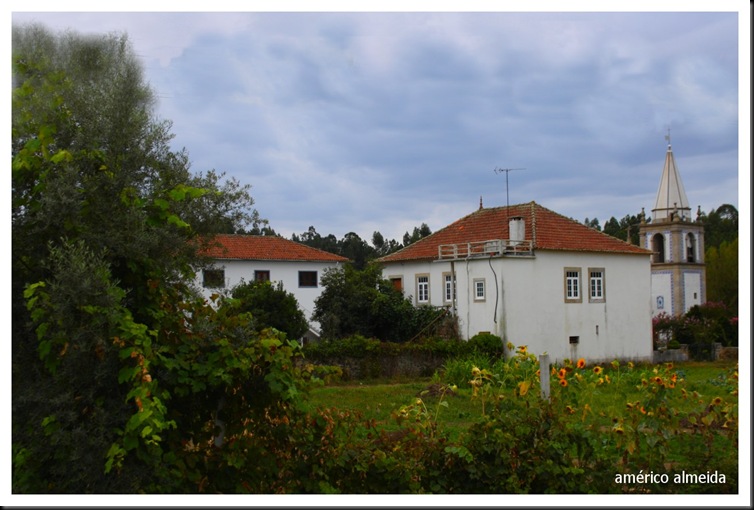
[539,354,550,400]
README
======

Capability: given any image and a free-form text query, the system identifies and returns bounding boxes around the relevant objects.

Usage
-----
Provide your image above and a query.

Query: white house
[378,201,654,364]
[197,234,349,341]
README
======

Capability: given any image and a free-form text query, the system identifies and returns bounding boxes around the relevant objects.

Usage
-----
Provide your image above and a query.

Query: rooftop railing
[437,239,533,260]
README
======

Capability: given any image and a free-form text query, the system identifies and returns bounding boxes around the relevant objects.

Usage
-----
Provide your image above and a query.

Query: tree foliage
[602,213,642,245]
[700,203,738,250]
[225,279,309,341]
[11,24,291,493]
[291,224,432,269]
[705,238,738,315]
[312,263,445,343]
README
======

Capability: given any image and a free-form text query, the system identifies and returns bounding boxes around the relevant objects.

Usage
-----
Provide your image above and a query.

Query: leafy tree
[583,217,601,230]
[11,24,280,493]
[225,279,309,340]
[705,238,738,315]
[372,230,402,256]
[701,204,738,250]
[602,213,641,245]
[402,222,432,247]
[312,262,444,342]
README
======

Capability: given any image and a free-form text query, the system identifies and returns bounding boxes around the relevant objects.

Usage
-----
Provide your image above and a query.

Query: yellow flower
[558,368,567,379]
[654,376,664,385]
[597,377,604,385]
[604,374,610,384]
[471,366,481,376]
[565,405,576,414]
[711,397,723,406]
[576,358,586,369]
[627,361,634,369]
[506,342,515,351]
[592,366,603,375]
[559,378,568,387]
[517,345,528,354]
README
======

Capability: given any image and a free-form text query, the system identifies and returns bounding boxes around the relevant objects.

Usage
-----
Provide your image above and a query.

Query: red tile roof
[378,202,651,263]
[201,234,350,262]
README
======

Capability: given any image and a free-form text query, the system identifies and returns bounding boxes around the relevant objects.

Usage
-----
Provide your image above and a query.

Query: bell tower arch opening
[652,233,665,263]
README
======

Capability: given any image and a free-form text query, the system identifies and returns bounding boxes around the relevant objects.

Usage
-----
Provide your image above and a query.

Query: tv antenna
[493,167,526,209]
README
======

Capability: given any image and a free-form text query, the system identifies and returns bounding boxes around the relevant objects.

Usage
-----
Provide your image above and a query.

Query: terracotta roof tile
[378,202,650,263]
[201,234,350,262]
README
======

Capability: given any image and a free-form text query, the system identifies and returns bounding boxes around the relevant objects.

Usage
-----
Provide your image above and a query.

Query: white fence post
[539,354,550,400]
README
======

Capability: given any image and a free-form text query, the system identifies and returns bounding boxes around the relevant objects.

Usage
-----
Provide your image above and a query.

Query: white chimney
[509,216,525,246]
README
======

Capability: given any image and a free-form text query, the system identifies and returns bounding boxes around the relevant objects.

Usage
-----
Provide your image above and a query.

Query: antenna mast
[493,167,526,209]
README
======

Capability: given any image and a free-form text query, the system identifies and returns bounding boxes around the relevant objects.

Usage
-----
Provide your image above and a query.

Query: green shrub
[466,332,504,357]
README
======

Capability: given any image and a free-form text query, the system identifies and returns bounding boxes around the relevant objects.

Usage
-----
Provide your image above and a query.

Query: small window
[564,268,581,302]
[298,271,318,288]
[569,336,579,344]
[416,274,430,304]
[203,269,225,289]
[473,279,486,301]
[588,268,605,302]
[443,273,456,303]
[255,270,270,282]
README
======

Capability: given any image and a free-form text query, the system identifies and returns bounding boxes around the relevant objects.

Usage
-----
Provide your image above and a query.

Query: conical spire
[652,141,691,222]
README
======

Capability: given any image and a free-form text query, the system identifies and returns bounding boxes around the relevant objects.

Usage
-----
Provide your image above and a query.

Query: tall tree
[705,238,738,314]
[700,204,738,250]
[11,24,268,492]
[602,214,641,245]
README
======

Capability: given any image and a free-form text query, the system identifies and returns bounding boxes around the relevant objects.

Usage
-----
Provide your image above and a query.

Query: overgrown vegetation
[652,301,738,357]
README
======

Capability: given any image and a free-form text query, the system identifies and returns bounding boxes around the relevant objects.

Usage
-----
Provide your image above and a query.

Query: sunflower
[558,368,567,379]
[559,378,568,387]
[711,397,723,406]
[592,366,603,375]
[654,376,664,385]
[576,358,586,369]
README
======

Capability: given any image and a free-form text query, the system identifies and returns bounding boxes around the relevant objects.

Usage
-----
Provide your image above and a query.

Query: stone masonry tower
[639,136,706,316]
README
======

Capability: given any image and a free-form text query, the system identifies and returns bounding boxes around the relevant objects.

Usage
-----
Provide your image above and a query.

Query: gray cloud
[11,9,742,242]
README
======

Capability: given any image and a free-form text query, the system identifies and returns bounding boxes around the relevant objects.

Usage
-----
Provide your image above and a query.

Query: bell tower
[639,134,706,316]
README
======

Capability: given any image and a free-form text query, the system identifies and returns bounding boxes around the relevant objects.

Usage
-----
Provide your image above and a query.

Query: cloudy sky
[9,3,749,244]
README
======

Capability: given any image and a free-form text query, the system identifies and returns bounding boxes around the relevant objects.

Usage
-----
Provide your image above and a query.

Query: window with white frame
[564,268,581,302]
[589,268,605,302]
[416,274,430,304]
[473,278,486,301]
[443,272,456,303]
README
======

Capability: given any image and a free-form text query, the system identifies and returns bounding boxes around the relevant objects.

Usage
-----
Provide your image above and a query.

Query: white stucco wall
[651,271,673,316]
[683,271,703,313]
[383,250,653,364]
[197,259,343,335]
